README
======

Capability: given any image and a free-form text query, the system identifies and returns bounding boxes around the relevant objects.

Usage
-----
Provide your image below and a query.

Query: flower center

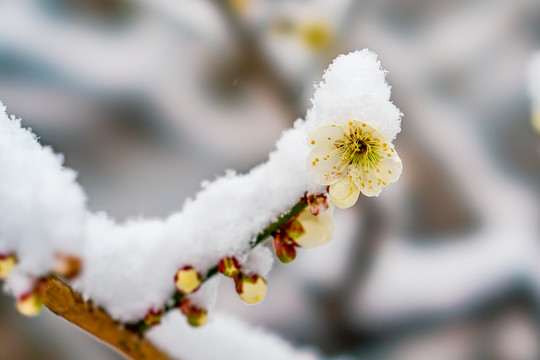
[354,140,367,154]
[335,121,383,170]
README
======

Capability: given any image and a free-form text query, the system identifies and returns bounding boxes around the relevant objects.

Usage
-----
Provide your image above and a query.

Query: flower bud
[218,257,241,278]
[0,254,17,280]
[234,273,267,304]
[52,253,82,280]
[273,235,296,264]
[328,176,361,209]
[293,208,334,248]
[174,266,202,294]
[16,291,43,317]
[143,309,163,327]
[307,194,329,216]
[285,219,305,240]
[179,298,208,327]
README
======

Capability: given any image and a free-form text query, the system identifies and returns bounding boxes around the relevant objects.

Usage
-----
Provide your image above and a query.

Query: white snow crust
[0,103,86,297]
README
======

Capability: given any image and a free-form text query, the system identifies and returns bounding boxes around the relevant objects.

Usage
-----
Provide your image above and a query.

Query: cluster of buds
[0,253,43,316]
[173,266,208,327]
[218,257,267,305]
[0,254,42,316]
[273,194,334,263]
[168,194,332,326]
[1,252,82,318]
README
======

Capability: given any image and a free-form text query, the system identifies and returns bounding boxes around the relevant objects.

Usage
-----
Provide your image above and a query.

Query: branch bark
[39,275,173,360]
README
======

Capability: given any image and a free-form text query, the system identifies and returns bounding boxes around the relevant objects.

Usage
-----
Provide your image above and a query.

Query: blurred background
[1,0,540,359]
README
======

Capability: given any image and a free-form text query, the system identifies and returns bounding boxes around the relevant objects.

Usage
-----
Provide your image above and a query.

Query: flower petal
[307,124,347,148]
[351,168,382,197]
[379,147,402,183]
[294,208,334,248]
[328,176,360,208]
[306,143,346,185]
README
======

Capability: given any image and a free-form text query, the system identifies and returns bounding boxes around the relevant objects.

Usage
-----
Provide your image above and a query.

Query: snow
[147,311,322,360]
[74,50,398,322]
[0,50,400,356]
[0,102,86,297]
[309,49,402,141]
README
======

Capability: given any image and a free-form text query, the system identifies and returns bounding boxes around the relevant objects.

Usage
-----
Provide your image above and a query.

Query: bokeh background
[2,0,540,359]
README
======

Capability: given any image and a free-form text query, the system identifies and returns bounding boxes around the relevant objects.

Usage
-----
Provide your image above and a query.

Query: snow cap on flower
[305,50,403,205]
[308,49,402,141]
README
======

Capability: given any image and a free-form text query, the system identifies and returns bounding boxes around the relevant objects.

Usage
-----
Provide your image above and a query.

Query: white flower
[306,120,402,207]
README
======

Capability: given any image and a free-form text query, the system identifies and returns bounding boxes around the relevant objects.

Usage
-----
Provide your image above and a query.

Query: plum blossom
[307,119,402,207]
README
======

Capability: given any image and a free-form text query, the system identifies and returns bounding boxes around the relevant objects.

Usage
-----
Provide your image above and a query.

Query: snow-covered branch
[0,49,402,360]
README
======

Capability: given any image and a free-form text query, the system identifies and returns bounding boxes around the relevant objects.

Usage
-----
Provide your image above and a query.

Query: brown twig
[39,275,173,360]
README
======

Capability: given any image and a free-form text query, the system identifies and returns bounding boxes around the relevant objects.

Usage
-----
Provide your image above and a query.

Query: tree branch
[36,196,310,360]
[40,275,173,360]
